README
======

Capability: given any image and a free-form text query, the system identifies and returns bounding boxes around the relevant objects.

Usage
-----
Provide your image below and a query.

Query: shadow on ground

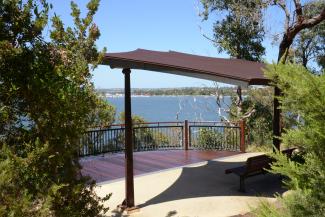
[137,159,285,209]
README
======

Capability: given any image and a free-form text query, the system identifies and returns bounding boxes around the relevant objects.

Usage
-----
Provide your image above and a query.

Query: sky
[46,0,286,88]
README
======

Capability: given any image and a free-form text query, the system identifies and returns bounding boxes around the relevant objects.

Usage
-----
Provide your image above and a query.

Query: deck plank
[80,150,239,183]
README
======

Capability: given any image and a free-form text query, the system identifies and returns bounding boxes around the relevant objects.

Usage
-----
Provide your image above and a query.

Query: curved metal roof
[103,49,269,86]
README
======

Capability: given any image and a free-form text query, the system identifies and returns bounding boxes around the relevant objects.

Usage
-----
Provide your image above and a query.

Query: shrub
[254,63,325,217]
[0,0,113,216]
[197,128,224,149]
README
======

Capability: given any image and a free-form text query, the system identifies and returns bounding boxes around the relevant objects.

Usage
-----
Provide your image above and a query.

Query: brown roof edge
[102,49,271,86]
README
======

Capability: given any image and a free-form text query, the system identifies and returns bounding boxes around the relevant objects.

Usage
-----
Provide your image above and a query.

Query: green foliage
[0,0,114,216]
[253,197,290,217]
[89,99,115,127]
[200,0,265,61]
[118,111,147,126]
[197,128,223,149]
[254,63,325,217]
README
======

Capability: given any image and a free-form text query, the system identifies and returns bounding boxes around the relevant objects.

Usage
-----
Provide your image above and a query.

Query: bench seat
[225,148,296,192]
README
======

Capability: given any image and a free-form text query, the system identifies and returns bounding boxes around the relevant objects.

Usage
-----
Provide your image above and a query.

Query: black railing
[189,123,240,151]
[79,122,184,156]
[79,120,245,157]
[133,125,183,151]
[80,127,125,156]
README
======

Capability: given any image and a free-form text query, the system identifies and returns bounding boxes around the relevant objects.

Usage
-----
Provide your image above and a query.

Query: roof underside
[102,49,269,87]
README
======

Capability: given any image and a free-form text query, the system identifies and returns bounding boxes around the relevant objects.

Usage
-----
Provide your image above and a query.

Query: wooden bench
[225,148,296,192]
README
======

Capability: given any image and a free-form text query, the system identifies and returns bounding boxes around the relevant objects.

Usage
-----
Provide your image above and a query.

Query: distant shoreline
[104,94,231,98]
[96,87,242,98]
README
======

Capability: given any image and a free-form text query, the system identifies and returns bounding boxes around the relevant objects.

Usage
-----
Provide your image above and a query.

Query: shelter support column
[273,86,281,150]
[122,68,135,209]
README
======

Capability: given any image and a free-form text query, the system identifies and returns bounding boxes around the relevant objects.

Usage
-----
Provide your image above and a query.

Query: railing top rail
[189,120,237,124]
[86,127,125,133]
[87,120,241,130]
[133,125,183,129]
[189,121,239,127]
[90,121,184,129]
[189,125,240,128]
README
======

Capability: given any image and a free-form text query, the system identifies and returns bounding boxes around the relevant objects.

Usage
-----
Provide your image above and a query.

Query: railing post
[184,120,189,150]
[240,119,245,153]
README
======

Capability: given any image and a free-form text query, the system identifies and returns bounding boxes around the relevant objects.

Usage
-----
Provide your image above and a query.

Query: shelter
[102,49,281,210]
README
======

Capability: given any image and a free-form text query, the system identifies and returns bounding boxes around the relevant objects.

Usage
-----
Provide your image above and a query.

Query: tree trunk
[278,34,294,63]
[302,56,308,68]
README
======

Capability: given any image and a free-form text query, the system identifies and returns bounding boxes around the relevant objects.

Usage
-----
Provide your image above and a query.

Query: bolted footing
[117,202,140,215]
[126,206,140,214]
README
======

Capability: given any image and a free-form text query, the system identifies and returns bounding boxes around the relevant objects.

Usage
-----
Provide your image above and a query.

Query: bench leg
[239,176,246,192]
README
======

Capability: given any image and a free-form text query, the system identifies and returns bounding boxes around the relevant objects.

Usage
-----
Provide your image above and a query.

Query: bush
[254,63,325,217]
[0,0,113,216]
[197,128,224,149]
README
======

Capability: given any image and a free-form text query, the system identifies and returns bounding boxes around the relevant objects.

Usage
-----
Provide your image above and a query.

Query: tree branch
[242,108,256,119]
[198,25,221,44]
[202,33,221,44]
[278,7,325,62]
[289,8,325,39]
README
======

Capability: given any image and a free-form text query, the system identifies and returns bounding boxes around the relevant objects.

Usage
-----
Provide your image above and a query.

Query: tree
[201,0,325,62]
[200,0,265,61]
[0,0,114,216]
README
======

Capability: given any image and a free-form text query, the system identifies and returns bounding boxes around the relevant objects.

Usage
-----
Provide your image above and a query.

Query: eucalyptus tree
[201,0,325,63]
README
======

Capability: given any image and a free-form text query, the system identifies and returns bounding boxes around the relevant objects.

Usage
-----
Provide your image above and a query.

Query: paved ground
[94,152,285,217]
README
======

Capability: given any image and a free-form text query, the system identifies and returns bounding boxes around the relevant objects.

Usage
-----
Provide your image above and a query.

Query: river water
[107,95,232,122]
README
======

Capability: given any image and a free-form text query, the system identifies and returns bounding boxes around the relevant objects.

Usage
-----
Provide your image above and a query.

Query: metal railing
[79,122,184,156]
[133,125,183,151]
[79,120,246,157]
[189,123,240,151]
[79,127,125,156]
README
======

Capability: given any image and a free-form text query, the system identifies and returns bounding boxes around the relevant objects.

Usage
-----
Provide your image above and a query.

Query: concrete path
[95,152,284,217]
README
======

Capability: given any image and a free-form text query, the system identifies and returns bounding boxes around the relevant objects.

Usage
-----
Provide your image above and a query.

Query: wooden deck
[80,150,240,183]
